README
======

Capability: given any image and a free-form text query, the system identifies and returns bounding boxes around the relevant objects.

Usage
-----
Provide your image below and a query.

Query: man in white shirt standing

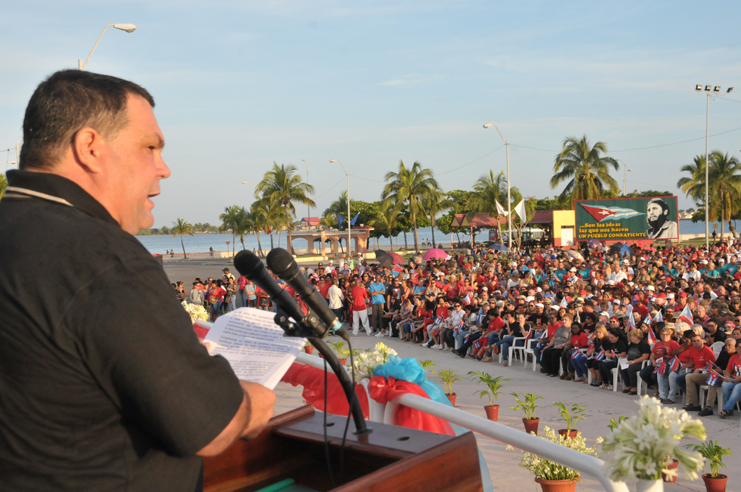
[327,278,345,324]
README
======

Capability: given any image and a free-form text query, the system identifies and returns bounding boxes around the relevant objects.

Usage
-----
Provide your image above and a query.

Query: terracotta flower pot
[304,346,314,355]
[558,429,578,439]
[447,393,457,406]
[522,417,540,435]
[702,474,728,492]
[484,405,500,421]
[340,358,347,366]
[535,476,580,492]
[662,459,678,483]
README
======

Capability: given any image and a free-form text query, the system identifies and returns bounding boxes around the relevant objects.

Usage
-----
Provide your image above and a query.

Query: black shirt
[0,171,244,491]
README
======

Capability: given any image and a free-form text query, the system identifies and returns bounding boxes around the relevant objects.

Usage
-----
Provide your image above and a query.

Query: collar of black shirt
[6,170,117,226]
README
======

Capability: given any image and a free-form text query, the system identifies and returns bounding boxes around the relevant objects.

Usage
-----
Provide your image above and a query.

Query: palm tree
[679,152,741,239]
[0,174,7,200]
[467,170,521,246]
[370,206,400,251]
[419,188,450,248]
[171,218,193,259]
[250,202,269,257]
[251,198,285,252]
[232,207,253,250]
[255,163,315,254]
[219,205,242,256]
[381,160,438,252]
[550,135,619,207]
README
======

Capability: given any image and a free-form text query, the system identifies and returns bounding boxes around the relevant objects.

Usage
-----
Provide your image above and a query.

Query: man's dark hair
[647,198,670,215]
[20,70,155,170]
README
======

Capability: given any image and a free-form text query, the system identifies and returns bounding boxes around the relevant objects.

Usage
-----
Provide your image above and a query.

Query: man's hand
[197,382,276,457]
[239,381,276,440]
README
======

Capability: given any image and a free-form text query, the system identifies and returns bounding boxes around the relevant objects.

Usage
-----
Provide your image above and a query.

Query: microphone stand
[273,308,371,435]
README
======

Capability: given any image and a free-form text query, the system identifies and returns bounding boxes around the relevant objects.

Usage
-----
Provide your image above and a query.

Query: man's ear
[72,127,106,174]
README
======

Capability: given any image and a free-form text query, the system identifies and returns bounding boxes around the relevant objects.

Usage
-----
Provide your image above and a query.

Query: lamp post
[78,23,137,70]
[483,123,511,249]
[694,84,734,250]
[303,159,311,229]
[330,159,351,255]
[617,159,632,196]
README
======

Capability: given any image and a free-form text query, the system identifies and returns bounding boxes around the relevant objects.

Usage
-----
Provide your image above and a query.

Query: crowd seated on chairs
[183,239,741,421]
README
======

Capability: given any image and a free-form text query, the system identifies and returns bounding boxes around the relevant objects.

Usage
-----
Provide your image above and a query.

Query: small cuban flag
[646,327,657,345]
[706,370,721,387]
[653,357,664,374]
[628,315,636,330]
[571,350,585,362]
[435,315,444,325]
[560,297,568,308]
[668,356,680,374]
[463,291,472,305]
[653,310,663,324]
[679,304,694,325]
[454,318,465,336]
[473,337,484,350]
[477,309,486,325]
[644,313,653,325]
[705,361,714,373]
[594,349,606,361]
[588,340,595,351]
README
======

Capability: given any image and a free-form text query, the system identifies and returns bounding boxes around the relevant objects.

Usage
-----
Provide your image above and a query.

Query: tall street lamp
[483,123,512,249]
[303,159,311,229]
[330,159,351,255]
[78,23,137,70]
[694,84,733,250]
[617,159,632,196]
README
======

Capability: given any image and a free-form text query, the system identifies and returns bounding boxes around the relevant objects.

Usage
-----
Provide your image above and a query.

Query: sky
[2,1,741,228]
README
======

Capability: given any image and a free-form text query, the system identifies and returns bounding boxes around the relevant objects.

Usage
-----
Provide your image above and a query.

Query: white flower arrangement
[506,426,601,481]
[352,342,397,380]
[601,396,706,483]
[181,301,209,322]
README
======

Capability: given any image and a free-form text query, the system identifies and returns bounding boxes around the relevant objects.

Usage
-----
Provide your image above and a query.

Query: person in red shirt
[720,350,741,417]
[318,276,331,300]
[349,279,371,336]
[641,327,679,397]
[678,333,716,411]
[562,322,589,381]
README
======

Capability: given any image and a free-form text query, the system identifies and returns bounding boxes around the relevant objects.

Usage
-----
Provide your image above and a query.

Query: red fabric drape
[281,363,369,418]
[367,376,455,436]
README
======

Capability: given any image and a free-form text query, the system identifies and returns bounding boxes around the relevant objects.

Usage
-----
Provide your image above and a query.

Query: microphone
[233,250,309,327]
[267,248,349,341]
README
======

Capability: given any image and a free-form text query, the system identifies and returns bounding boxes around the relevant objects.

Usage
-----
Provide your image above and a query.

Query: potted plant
[304,340,314,355]
[602,396,706,492]
[468,371,509,421]
[431,368,462,406]
[419,360,436,372]
[507,426,600,492]
[685,440,732,492]
[553,402,585,439]
[509,392,543,435]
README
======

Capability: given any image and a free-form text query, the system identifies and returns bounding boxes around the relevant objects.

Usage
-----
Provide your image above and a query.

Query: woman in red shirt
[562,322,589,381]
[720,352,741,417]
[642,327,679,397]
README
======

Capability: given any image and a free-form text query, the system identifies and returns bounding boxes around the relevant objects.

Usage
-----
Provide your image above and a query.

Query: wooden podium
[204,405,483,492]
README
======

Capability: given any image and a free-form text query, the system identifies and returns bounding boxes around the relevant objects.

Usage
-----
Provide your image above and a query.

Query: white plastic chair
[711,341,724,359]
[524,338,540,371]
[508,328,533,366]
[635,360,651,396]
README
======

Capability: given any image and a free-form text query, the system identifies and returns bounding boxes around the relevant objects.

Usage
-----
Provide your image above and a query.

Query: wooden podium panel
[204,406,482,492]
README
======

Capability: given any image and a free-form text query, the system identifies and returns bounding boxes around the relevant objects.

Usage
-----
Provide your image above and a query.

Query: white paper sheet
[204,308,306,389]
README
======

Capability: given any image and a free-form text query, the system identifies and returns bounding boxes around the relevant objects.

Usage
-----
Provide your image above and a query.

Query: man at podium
[0,70,275,491]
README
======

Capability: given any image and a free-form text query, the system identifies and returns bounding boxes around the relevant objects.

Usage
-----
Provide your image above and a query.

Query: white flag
[495,200,507,216]
[514,199,526,222]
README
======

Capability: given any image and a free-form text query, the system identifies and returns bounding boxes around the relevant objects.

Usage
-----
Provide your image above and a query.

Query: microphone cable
[339,341,357,485]
[322,356,335,489]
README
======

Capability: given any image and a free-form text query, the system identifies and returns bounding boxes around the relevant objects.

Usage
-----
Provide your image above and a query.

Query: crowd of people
[179,238,741,420]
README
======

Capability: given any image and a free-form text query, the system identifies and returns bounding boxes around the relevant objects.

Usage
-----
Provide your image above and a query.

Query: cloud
[378,73,440,87]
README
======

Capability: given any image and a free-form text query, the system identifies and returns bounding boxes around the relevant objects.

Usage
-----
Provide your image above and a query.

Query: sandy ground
[165,259,740,492]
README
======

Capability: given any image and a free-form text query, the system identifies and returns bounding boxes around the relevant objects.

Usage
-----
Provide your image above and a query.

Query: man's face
[98,94,169,234]
[646,202,666,228]
[691,336,704,349]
